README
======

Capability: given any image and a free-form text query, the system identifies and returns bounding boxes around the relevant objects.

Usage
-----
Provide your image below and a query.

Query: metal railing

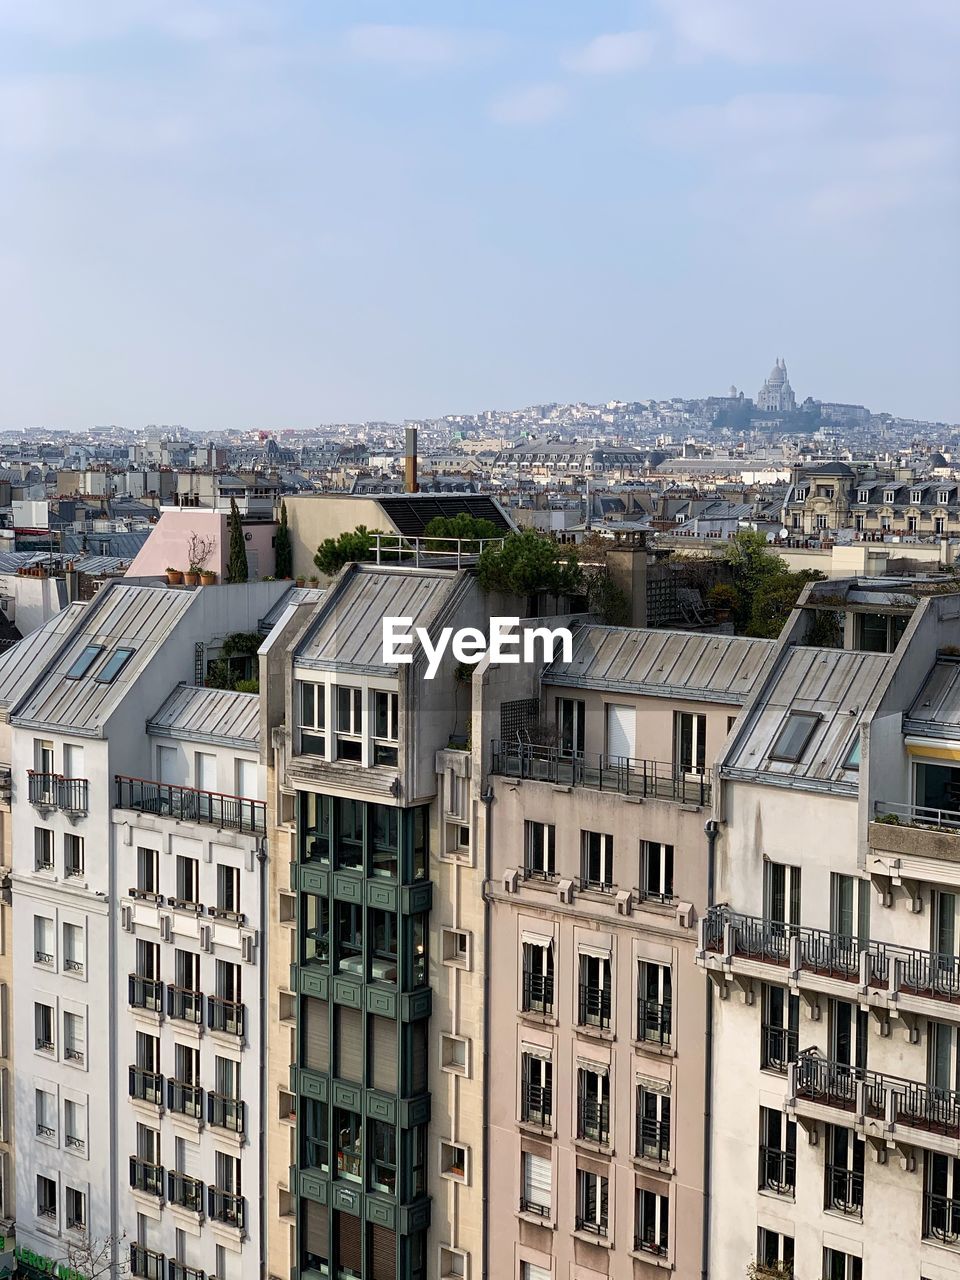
[825,1164,863,1217]
[519,1197,551,1218]
[520,1080,552,1127]
[759,1144,795,1195]
[761,1024,798,1074]
[636,1114,670,1162]
[578,875,616,894]
[522,970,554,1015]
[34,950,53,965]
[167,985,203,1024]
[874,799,960,831]
[28,771,89,814]
[923,1192,960,1245]
[577,1096,610,1144]
[635,1232,669,1257]
[575,1215,607,1238]
[115,774,265,834]
[637,998,672,1046]
[129,1067,164,1106]
[128,974,164,1012]
[167,1080,203,1119]
[168,1264,205,1280]
[207,996,245,1038]
[208,1092,246,1134]
[794,1051,960,1137]
[36,1123,55,1138]
[166,1170,204,1213]
[130,1243,165,1280]
[129,1157,164,1197]
[368,531,505,568]
[578,982,611,1030]
[207,1187,245,1229]
[491,740,711,805]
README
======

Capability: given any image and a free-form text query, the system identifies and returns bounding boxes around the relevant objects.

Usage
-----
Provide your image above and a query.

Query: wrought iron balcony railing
[793,1051,960,1139]
[167,1263,205,1280]
[636,1114,670,1162]
[129,1157,164,1197]
[129,973,164,1012]
[758,1144,795,1195]
[166,1170,204,1213]
[128,1066,164,1106]
[578,982,611,1030]
[28,771,89,814]
[207,1187,245,1229]
[923,1191,960,1246]
[635,1231,669,1257]
[520,1079,552,1128]
[522,970,554,1016]
[761,1023,799,1074]
[207,1092,246,1134]
[575,1215,607,1238]
[519,1197,551,1218]
[167,1080,203,1119]
[577,1096,610,1145]
[167,985,203,1024]
[637,998,672,1046]
[825,1164,863,1218]
[491,740,711,804]
[130,1243,165,1280]
[115,774,265,834]
[207,996,245,1038]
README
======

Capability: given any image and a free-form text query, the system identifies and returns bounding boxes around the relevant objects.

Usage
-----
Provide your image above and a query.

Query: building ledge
[629,1250,673,1270]
[571,1229,613,1250]
[516,1209,555,1231]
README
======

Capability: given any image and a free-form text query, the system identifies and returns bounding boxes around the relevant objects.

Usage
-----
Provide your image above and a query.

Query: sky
[0,0,958,430]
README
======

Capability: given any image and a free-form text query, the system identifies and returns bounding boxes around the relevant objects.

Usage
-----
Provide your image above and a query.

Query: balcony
[578,982,611,1031]
[636,1114,670,1163]
[167,985,203,1025]
[129,1157,164,1197]
[168,1264,205,1280]
[130,1244,165,1280]
[129,973,164,1013]
[129,1066,164,1106]
[825,1164,863,1218]
[522,970,554,1017]
[870,801,960,864]
[577,1096,610,1145]
[761,1024,798,1075]
[207,1187,245,1230]
[924,1192,960,1246]
[634,1232,668,1258]
[207,1092,246,1135]
[167,1080,203,1119]
[759,1144,795,1196]
[167,1170,204,1213]
[28,771,89,814]
[789,1052,960,1157]
[491,740,711,805]
[518,1197,551,1219]
[520,1080,552,1129]
[115,774,265,835]
[207,996,245,1038]
[637,998,672,1047]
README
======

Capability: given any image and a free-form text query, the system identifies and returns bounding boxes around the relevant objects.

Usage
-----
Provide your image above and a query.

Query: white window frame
[524,821,556,879]
[521,1151,551,1216]
[580,830,614,891]
[298,681,326,755]
[576,1168,608,1235]
[640,840,674,903]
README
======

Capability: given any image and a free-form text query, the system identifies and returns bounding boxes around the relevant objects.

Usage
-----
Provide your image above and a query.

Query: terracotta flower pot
[166,570,183,584]
[199,571,217,586]
[184,571,200,586]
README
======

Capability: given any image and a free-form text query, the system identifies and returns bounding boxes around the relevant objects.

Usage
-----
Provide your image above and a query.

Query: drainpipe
[257,836,268,1280]
[701,818,719,1280]
[480,783,494,1280]
[109,820,119,1272]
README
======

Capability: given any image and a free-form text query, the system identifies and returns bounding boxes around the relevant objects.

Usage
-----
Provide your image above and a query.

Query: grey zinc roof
[904,658,960,738]
[722,645,894,789]
[260,585,325,630]
[544,626,776,704]
[148,683,260,748]
[0,603,87,715]
[296,566,457,673]
[11,583,196,734]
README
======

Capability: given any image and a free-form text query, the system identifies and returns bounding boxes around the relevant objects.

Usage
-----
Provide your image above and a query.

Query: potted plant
[185,532,215,587]
[296,575,306,587]
[166,567,183,584]
[184,566,201,586]
[308,575,319,586]
[199,569,217,586]
[707,582,740,623]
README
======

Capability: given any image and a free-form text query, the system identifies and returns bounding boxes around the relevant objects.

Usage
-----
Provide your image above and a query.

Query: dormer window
[769,711,821,763]
[884,489,895,504]
[795,489,807,502]
[938,490,950,505]
[857,489,869,504]
[911,489,922,504]
[336,686,363,761]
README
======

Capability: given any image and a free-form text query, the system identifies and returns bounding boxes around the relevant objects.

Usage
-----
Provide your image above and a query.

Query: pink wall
[125,508,276,580]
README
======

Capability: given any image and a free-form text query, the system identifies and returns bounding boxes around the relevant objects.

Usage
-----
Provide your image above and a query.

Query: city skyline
[1,1,957,429]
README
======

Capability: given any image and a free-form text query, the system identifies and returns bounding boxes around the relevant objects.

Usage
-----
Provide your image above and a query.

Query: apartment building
[701,586,960,1280]
[5,579,284,1280]
[476,625,775,1280]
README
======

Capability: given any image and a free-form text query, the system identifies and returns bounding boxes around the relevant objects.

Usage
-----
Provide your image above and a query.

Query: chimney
[404,427,419,494]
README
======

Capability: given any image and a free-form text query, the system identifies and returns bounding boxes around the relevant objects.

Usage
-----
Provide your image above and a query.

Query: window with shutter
[369,1222,396,1280]
[302,998,329,1072]
[336,1211,362,1275]
[522,1152,551,1214]
[301,1198,328,1271]
[335,1006,363,1083]
[370,1015,398,1093]
[406,1021,427,1095]
[522,1264,551,1280]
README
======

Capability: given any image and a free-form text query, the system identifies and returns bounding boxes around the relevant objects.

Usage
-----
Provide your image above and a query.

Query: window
[440,1141,467,1183]
[912,489,923,504]
[299,682,326,755]
[556,696,585,755]
[95,647,135,683]
[759,1107,796,1196]
[335,1109,362,1180]
[37,1174,57,1220]
[369,1119,396,1194]
[580,831,614,891]
[761,983,798,1074]
[523,821,555,880]
[577,1065,609,1144]
[370,803,398,878]
[439,1247,467,1280]
[578,952,611,1030]
[63,923,84,974]
[63,1011,84,1064]
[769,711,820,762]
[35,828,53,871]
[674,711,706,775]
[302,894,329,966]
[522,1265,551,1280]
[441,926,469,969]
[857,489,869,503]
[66,645,103,679]
[65,1099,85,1151]
[823,1248,862,1280]
[520,1051,552,1127]
[637,1083,671,1161]
[303,1098,328,1173]
[830,998,868,1071]
[641,841,674,903]
[301,792,331,864]
[825,1125,864,1218]
[635,1188,668,1256]
[764,861,801,928]
[831,873,870,943]
[175,855,199,907]
[924,1152,960,1245]
[884,488,895,503]
[522,939,554,1015]
[373,691,399,766]
[65,1186,85,1231]
[136,847,159,898]
[575,1168,608,1237]
[757,1228,794,1274]
[371,910,399,982]
[336,796,364,870]
[35,1002,54,1052]
[64,834,84,878]
[521,1151,551,1217]
[336,686,363,761]
[36,1088,56,1138]
[334,902,363,976]
[216,864,240,918]
[34,915,54,966]
[638,961,672,1045]
[843,736,861,769]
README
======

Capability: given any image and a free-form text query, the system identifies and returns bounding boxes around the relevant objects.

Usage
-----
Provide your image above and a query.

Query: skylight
[770,711,821,763]
[65,645,103,680]
[843,737,862,769]
[94,647,135,684]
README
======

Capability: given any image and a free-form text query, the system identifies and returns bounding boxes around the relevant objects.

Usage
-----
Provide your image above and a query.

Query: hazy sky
[1,0,957,430]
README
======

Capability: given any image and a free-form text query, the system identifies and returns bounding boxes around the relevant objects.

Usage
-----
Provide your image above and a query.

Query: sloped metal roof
[905,658,960,737]
[296,566,458,673]
[544,626,775,704]
[0,603,87,714]
[11,583,196,734]
[260,585,325,630]
[147,683,260,748]
[722,645,893,787]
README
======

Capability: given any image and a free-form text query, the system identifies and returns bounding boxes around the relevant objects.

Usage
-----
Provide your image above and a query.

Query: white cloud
[488,83,567,126]
[0,0,272,44]
[343,24,463,68]
[566,31,655,75]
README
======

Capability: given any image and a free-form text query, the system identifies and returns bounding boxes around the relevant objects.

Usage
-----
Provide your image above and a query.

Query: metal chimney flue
[404,427,419,493]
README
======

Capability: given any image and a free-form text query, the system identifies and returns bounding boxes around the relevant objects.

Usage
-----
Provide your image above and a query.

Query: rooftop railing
[368,532,506,568]
[115,775,265,835]
[873,800,960,831]
[491,740,711,804]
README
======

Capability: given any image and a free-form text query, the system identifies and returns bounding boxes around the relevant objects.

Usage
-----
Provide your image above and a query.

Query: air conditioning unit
[558,878,574,905]
[502,869,518,894]
[616,890,633,916]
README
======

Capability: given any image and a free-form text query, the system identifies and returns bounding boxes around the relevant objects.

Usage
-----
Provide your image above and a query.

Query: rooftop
[0,602,87,719]
[147,683,260,749]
